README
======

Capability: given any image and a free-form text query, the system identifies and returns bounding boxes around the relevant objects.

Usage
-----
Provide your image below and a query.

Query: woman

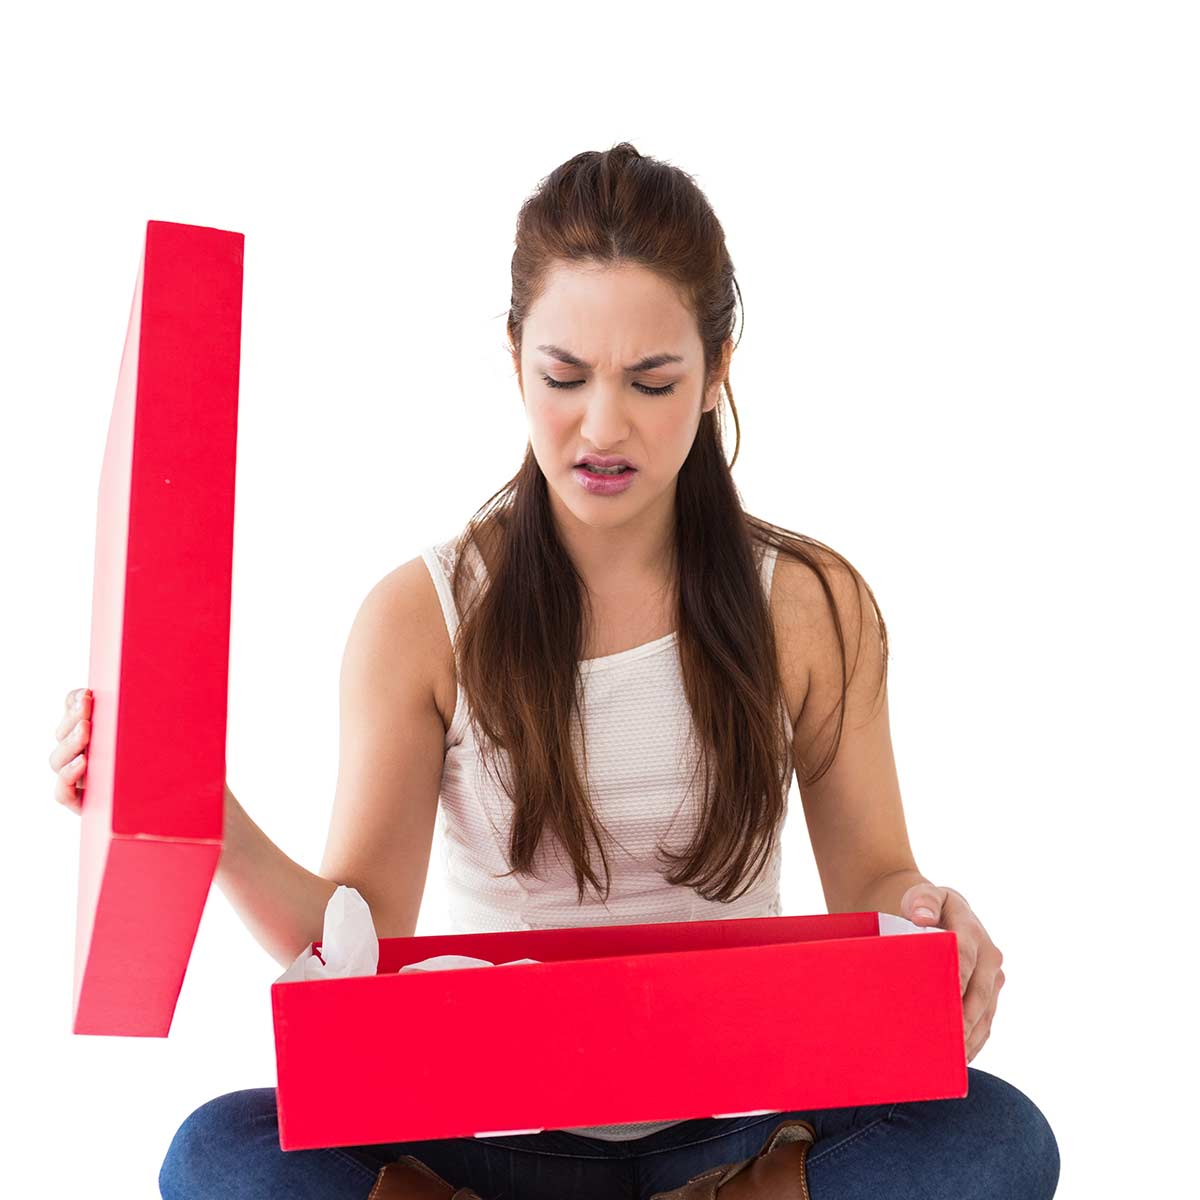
[50,143,1059,1198]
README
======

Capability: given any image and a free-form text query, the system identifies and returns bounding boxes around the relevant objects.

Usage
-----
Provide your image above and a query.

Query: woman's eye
[540,374,676,397]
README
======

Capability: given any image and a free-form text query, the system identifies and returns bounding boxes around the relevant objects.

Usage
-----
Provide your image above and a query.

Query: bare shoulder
[768,540,886,731]
[771,542,874,641]
[355,554,457,734]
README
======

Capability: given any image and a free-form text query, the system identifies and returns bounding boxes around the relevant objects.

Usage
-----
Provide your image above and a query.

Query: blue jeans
[158,1066,1059,1198]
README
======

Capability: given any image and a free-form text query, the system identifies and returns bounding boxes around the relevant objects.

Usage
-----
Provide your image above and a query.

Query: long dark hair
[447,142,887,907]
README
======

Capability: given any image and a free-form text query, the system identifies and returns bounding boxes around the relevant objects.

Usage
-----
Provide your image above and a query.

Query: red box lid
[271,911,967,1149]
[72,220,243,1037]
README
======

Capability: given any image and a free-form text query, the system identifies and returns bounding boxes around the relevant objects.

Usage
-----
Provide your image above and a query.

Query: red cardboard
[271,911,966,1151]
[73,220,243,1037]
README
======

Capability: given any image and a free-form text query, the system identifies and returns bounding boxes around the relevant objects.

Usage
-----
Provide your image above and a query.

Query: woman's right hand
[49,687,92,815]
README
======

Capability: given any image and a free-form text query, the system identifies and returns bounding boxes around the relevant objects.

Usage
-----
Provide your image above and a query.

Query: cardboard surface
[72,220,243,1037]
[271,911,967,1150]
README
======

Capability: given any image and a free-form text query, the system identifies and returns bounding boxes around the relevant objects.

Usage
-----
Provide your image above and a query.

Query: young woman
[51,143,1060,1199]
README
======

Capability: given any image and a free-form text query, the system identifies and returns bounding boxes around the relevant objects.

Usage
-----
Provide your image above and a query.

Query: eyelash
[540,374,676,397]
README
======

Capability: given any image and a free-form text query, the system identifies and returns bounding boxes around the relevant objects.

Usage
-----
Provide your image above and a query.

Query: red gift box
[73,219,242,1037]
[271,910,966,1151]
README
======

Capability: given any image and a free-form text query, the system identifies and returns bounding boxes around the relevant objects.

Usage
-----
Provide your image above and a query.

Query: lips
[573,463,637,494]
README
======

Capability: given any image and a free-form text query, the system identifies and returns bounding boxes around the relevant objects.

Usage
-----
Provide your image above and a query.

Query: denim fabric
[158,1066,1059,1199]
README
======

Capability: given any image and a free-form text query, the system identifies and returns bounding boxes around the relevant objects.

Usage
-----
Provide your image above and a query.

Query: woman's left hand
[899,884,1005,1063]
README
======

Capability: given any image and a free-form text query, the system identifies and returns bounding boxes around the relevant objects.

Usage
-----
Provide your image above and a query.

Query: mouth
[572,461,638,493]
[575,460,636,472]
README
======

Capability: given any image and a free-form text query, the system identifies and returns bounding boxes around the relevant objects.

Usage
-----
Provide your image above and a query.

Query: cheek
[654,403,699,451]
[527,404,577,463]
[527,398,571,434]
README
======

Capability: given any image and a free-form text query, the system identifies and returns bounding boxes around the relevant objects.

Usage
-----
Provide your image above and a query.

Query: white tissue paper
[877,912,940,936]
[275,885,542,984]
[276,885,380,983]
[397,954,542,973]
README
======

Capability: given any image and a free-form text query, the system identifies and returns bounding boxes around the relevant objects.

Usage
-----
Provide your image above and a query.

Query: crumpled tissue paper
[276,885,380,983]
[397,954,542,973]
[275,885,542,984]
[877,912,941,936]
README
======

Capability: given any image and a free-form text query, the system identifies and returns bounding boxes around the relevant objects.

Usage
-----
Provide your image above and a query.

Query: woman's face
[517,260,728,532]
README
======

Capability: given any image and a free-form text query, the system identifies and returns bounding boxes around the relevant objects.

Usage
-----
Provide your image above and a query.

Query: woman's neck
[552,507,676,600]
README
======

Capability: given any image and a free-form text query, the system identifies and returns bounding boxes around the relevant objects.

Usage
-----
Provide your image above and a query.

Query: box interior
[307,910,890,977]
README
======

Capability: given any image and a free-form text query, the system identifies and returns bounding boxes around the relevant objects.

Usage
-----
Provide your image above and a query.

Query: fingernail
[915,906,936,920]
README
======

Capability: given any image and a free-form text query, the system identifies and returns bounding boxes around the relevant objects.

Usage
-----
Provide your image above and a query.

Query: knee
[965,1068,1061,1199]
[158,1087,278,1199]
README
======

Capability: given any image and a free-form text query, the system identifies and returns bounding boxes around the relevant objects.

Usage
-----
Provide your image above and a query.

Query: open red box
[271,910,967,1151]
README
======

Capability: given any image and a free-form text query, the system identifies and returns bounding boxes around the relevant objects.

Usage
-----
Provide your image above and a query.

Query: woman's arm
[216,783,340,970]
[774,551,918,913]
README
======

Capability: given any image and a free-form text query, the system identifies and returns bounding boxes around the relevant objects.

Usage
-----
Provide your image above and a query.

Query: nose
[578,383,632,450]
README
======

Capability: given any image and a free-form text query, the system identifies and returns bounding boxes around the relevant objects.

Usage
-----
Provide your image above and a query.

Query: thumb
[902,884,943,925]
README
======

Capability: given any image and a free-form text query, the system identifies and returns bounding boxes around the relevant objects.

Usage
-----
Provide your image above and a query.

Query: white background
[4,2,1196,1196]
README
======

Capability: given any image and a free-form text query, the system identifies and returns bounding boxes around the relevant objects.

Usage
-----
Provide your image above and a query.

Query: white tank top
[420,533,795,1140]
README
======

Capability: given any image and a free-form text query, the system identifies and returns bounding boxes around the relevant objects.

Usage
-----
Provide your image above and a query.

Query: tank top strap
[421,540,462,642]
[421,534,490,644]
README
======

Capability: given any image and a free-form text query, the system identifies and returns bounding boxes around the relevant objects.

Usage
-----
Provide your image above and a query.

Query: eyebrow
[535,344,685,373]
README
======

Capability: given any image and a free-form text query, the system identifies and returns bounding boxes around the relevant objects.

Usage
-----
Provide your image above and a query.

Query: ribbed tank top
[419,533,795,1141]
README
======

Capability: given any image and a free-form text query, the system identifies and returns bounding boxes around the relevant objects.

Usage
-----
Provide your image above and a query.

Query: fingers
[965,965,1004,1063]
[55,752,87,813]
[49,712,90,773]
[50,688,93,814]
[55,688,92,744]
[962,945,1003,1036]
[958,938,978,996]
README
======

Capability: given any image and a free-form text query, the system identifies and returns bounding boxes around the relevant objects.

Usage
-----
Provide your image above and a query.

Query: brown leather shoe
[368,1155,485,1199]
[647,1117,817,1200]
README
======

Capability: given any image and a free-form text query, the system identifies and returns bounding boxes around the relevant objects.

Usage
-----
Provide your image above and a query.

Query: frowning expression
[517,260,726,527]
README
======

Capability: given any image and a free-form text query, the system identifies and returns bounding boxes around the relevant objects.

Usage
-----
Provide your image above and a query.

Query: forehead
[528,260,694,344]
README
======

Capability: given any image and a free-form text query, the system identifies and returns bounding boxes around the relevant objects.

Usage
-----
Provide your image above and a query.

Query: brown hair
[447,142,887,907]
